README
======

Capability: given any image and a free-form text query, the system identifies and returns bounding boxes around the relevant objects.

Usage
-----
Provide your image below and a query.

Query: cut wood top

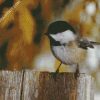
[0,70,94,100]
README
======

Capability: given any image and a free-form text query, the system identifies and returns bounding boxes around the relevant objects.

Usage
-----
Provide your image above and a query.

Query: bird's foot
[51,62,62,80]
[74,64,80,80]
[51,68,59,81]
[74,71,80,80]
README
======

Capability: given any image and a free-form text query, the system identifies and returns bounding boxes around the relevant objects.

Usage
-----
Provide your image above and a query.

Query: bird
[45,20,100,79]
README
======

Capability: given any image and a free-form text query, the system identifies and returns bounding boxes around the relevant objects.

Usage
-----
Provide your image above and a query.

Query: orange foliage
[0,0,3,4]
[64,4,83,28]
[41,0,53,22]
[0,0,40,70]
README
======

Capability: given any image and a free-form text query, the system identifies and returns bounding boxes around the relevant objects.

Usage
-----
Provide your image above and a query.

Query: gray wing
[77,38,100,49]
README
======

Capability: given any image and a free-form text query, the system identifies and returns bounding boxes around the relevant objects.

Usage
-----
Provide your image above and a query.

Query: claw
[74,64,80,80]
[51,72,58,80]
[51,62,62,80]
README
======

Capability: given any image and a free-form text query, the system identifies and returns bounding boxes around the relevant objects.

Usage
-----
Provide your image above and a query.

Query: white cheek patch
[61,30,76,44]
[50,30,76,44]
[50,34,62,41]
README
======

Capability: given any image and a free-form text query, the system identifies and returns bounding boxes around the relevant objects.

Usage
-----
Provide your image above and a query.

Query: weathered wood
[22,70,40,100]
[38,73,77,100]
[0,70,94,100]
[0,71,23,100]
[77,74,94,100]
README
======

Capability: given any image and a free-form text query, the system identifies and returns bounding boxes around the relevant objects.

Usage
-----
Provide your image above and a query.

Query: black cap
[47,21,76,35]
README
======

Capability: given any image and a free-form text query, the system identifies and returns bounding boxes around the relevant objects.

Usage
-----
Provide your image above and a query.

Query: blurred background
[0,0,100,99]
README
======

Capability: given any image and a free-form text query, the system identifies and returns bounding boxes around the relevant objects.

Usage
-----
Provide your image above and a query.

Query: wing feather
[77,39,100,49]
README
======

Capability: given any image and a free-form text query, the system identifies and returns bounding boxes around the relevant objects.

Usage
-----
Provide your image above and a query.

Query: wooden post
[0,71,23,100]
[0,70,94,100]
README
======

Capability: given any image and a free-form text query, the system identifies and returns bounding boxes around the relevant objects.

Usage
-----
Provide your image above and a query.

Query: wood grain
[0,70,94,100]
[0,71,23,100]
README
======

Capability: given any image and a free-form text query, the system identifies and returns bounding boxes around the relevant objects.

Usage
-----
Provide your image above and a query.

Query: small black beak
[44,32,48,36]
[44,32,49,37]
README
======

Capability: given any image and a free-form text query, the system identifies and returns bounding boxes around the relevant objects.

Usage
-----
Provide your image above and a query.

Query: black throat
[49,36,61,46]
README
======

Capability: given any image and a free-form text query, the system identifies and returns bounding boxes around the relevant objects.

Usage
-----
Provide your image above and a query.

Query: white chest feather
[52,45,86,65]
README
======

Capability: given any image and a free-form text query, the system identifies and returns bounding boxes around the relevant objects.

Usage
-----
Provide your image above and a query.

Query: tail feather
[90,41,100,45]
[78,39,100,49]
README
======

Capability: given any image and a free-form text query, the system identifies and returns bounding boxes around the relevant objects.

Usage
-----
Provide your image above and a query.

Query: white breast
[52,45,86,65]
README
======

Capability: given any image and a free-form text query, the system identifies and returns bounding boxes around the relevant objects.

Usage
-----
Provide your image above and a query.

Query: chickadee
[45,21,100,78]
